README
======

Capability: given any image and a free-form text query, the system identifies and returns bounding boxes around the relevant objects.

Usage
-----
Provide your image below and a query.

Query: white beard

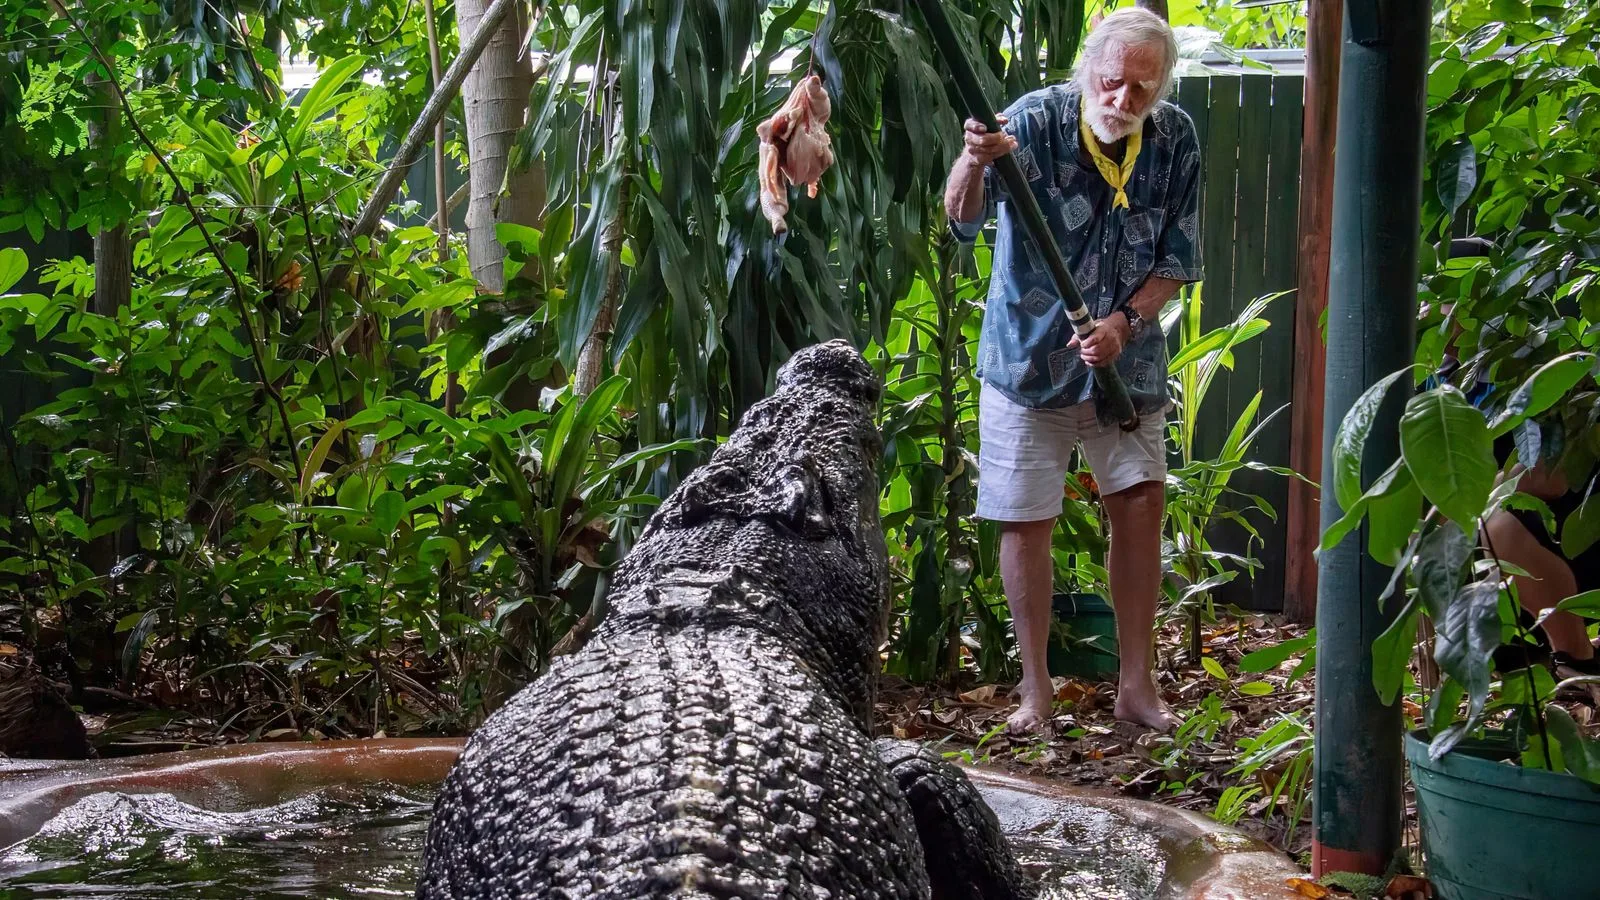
[1086,105,1142,144]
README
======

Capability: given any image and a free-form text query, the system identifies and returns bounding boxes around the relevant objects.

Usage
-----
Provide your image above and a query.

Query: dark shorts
[1495,434,1600,592]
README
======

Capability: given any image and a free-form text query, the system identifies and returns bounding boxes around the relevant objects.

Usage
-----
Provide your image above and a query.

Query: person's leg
[999,517,1058,732]
[1484,510,1592,660]
[1100,480,1176,731]
[1081,407,1176,732]
[974,383,1075,734]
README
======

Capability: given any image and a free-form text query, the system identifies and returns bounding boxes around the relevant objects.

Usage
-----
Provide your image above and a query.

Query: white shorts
[976,382,1168,522]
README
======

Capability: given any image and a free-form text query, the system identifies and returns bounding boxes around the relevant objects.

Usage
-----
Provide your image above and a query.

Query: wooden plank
[1194,74,1240,469]
[1286,0,1343,623]
[1215,73,1276,611]
[1228,74,1304,614]
[1228,72,1272,406]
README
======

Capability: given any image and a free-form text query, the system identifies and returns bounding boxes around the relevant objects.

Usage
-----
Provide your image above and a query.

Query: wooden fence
[1174,70,1306,612]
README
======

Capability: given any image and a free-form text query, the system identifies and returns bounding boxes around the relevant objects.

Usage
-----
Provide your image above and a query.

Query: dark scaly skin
[416,340,1033,899]
[875,740,1037,900]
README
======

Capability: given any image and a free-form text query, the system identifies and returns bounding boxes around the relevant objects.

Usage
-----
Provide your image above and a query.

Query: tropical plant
[1160,286,1292,659]
[1318,0,1600,778]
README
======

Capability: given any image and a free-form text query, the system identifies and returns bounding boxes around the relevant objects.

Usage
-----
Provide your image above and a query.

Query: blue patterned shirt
[951,84,1204,413]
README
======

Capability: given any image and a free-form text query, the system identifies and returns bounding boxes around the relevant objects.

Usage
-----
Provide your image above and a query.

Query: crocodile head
[604,338,888,730]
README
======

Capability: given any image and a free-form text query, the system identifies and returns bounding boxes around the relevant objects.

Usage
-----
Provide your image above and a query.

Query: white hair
[1074,8,1180,101]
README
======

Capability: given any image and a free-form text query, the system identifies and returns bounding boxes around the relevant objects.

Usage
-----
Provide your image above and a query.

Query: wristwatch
[1121,307,1148,340]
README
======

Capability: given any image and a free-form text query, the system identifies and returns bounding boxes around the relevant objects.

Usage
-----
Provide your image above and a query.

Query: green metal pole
[1312,0,1430,878]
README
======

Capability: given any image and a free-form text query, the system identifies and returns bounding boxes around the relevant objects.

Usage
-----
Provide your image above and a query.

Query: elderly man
[945,7,1202,733]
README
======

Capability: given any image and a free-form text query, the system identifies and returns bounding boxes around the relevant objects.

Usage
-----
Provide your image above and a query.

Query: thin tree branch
[49,0,305,484]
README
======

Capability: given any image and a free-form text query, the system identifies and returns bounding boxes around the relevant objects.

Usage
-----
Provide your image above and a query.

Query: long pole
[1312,0,1429,878]
[909,0,1138,430]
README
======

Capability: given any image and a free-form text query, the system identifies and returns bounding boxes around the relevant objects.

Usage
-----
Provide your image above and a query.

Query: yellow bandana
[1079,94,1141,210]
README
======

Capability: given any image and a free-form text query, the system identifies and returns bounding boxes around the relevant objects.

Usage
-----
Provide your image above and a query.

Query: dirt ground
[876,615,1326,863]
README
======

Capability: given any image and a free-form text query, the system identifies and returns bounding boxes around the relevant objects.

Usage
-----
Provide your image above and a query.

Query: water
[0,783,1167,899]
[0,787,434,899]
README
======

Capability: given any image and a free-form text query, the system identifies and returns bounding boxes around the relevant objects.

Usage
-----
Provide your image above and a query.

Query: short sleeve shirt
[951,84,1204,414]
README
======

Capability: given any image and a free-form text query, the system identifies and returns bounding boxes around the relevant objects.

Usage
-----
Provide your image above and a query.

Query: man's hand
[1068,312,1132,367]
[962,115,1018,166]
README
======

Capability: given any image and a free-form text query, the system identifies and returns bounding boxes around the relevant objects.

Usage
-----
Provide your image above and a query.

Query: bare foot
[1113,674,1179,733]
[1006,680,1054,734]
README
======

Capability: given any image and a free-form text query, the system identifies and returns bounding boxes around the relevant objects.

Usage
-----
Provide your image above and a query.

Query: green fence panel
[1170,70,1306,613]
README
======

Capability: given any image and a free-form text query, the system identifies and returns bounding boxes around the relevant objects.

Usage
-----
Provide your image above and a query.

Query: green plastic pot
[1047,592,1119,680]
[1406,729,1600,900]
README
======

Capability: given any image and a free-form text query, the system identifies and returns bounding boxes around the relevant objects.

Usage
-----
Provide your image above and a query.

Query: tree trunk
[458,0,545,293]
[574,92,627,397]
[85,35,131,580]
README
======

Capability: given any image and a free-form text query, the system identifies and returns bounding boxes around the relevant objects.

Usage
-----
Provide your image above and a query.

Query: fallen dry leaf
[1055,679,1097,705]
[1386,875,1431,898]
[1285,877,1331,898]
[958,683,1000,705]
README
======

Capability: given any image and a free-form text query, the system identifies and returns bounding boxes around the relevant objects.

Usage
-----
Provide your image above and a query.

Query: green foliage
[0,0,1311,750]
[0,24,686,734]
[1328,0,1600,780]
[1161,286,1290,650]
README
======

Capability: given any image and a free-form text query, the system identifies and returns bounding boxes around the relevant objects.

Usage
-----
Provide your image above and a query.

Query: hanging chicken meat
[757,74,835,235]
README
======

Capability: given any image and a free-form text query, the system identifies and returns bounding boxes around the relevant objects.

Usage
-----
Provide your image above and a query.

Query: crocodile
[416,338,1035,899]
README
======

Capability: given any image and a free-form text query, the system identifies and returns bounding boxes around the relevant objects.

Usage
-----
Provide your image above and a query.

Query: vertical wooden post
[1283,0,1343,624]
[1312,0,1429,879]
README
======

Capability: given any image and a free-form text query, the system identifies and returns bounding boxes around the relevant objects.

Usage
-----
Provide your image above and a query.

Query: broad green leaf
[495,222,542,254]
[406,484,467,513]
[548,376,630,535]
[1432,579,1502,723]
[1236,681,1274,696]
[1201,656,1228,681]
[484,432,535,523]
[1561,495,1600,558]
[329,524,384,546]
[1320,459,1410,553]
[289,55,366,151]
[1504,490,1557,537]
[1368,476,1424,566]
[1436,138,1478,214]
[1488,352,1594,436]
[121,610,160,682]
[336,476,369,512]
[1400,386,1496,527]
[1332,368,1412,510]
[371,490,405,534]
[0,247,26,293]
[1512,418,1541,466]
[1238,632,1316,673]
[1373,598,1421,705]
[299,422,346,501]
[1416,520,1473,621]
[392,225,436,243]
[397,399,469,442]
[1500,663,1558,710]
[1534,589,1600,626]
[591,438,704,482]
[1428,676,1466,737]
[1546,704,1599,783]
